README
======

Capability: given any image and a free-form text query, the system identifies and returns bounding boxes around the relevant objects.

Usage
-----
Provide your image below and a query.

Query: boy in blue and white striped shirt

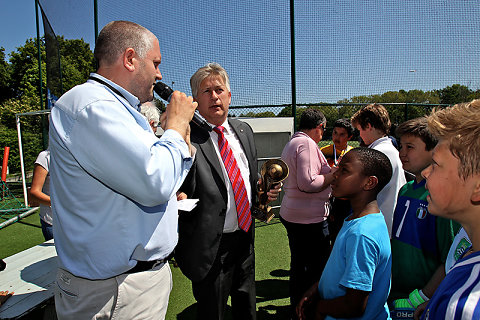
[417,100,480,320]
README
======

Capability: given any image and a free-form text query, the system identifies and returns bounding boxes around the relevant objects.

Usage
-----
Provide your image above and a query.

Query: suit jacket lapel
[192,127,226,187]
[229,120,255,177]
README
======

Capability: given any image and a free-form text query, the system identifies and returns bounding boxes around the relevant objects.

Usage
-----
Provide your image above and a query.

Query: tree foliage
[1,37,95,173]
[7,38,45,100]
[57,36,96,93]
[0,47,13,100]
[2,36,95,103]
[436,84,480,105]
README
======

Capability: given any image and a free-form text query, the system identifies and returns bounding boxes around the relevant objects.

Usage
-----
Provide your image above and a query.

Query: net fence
[37,0,480,107]
[35,0,480,138]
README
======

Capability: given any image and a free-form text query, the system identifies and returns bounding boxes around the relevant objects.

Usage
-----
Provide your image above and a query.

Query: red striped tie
[213,126,252,232]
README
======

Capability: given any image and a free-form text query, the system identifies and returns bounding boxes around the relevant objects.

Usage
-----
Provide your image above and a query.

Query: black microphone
[154,82,212,132]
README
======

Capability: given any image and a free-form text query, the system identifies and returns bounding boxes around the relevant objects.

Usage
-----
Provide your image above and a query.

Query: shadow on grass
[256,269,290,319]
[176,269,290,320]
[176,303,196,320]
[0,216,42,229]
[176,303,290,320]
[270,269,289,277]
[257,304,290,319]
[256,278,288,302]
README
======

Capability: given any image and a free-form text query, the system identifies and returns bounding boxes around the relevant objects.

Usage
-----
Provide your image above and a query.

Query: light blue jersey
[319,212,392,320]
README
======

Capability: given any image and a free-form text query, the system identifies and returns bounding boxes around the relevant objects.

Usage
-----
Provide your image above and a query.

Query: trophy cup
[251,159,289,223]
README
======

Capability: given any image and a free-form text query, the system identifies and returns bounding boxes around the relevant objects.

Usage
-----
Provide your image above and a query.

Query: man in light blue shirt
[49,20,197,319]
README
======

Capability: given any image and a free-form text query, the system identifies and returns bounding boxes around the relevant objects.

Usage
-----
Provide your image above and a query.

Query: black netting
[38,0,480,109]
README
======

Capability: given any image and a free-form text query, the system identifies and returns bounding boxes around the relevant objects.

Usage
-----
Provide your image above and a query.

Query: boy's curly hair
[350,147,392,194]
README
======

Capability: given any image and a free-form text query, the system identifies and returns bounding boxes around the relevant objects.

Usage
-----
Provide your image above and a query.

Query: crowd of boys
[296,101,480,320]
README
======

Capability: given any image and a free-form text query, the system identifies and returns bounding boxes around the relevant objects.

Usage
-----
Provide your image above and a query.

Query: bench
[0,240,57,319]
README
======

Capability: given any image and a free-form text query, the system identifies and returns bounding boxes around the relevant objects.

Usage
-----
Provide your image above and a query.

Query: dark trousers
[280,217,331,319]
[192,230,256,320]
[40,218,53,241]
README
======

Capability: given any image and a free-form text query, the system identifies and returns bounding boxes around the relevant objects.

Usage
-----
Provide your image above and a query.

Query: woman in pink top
[279,109,336,318]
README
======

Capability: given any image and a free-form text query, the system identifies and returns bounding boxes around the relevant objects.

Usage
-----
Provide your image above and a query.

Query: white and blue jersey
[422,250,480,320]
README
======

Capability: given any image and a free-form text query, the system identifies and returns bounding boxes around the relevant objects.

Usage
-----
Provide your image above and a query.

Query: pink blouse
[279,131,332,224]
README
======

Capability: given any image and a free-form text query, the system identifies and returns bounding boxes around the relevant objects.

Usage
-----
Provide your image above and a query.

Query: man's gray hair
[190,62,230,98]
[140,101,161,127]
[94,21,156,67]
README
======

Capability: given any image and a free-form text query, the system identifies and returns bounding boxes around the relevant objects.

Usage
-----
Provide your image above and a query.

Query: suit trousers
[55,262,172,320]
[192,230,256,320]
[280,217,331,318]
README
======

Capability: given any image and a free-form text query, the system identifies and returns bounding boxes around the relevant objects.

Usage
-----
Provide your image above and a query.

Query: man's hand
[266,182,282,203]
[258,177,283,203]
[0,290,13,306]
[161,91,197,142]
[176,192,187,201]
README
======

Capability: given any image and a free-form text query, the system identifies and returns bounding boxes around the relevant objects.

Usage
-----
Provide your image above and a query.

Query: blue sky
[1,0,41,56]
[2,0,480,106]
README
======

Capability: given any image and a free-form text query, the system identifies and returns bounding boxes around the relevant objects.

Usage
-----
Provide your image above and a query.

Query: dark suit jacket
[175,118,258,282]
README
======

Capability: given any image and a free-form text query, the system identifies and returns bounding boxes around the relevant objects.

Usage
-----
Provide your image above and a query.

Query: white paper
[177,199,199,212]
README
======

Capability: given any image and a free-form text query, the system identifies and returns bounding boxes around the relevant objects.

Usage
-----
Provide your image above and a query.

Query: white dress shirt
[209,120,252,233]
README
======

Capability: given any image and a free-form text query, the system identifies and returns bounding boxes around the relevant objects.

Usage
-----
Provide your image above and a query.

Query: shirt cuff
[160,129,193,160]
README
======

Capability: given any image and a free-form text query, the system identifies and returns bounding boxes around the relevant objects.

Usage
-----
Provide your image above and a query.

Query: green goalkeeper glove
[391,289,429,320]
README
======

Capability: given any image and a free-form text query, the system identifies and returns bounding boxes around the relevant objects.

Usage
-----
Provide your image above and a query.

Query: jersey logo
[454,238,471,261]
[416,204,428,219]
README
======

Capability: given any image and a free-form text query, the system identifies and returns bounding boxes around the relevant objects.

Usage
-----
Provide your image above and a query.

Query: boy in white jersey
[351,104,406,236]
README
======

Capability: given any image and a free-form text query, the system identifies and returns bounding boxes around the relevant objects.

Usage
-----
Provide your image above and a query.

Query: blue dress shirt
[49,73,193,279]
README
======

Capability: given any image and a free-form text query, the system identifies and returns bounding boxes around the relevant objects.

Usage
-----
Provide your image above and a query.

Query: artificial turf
[166,217,291,319]
[0,214,292,319]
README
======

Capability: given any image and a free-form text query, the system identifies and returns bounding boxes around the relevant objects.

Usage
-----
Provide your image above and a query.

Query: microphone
[154,82,212,132]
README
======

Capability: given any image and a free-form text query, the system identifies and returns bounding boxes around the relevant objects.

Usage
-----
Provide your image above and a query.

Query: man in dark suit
[175,63,280,320]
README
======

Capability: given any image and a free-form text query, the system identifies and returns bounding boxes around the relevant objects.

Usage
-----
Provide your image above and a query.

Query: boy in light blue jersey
[296,148,392,320]
[416,100,480,319]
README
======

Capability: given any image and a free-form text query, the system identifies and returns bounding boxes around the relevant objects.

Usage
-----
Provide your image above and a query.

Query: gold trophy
[252,159,289,223]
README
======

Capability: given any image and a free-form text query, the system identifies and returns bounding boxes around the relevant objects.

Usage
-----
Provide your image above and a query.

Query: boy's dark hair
[333,118,354,137]
[351,147,392,194]
[351,103,391,134]
[299,108,326,130]
[396,117,438,151]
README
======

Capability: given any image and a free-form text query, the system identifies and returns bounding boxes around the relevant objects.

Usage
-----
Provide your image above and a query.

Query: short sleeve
[340,231,379,292]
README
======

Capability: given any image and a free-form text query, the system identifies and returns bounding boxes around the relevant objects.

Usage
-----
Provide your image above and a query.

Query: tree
[8,38,45,99]
[254,111,276,118]
[1,37,95,174]
[277,105,293,117]
[437,84,472,105]
[469,90,480,101]
[58,37,95,93]
[7,37,95,101]
[0,47,13,103]
[0,95,43,173]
